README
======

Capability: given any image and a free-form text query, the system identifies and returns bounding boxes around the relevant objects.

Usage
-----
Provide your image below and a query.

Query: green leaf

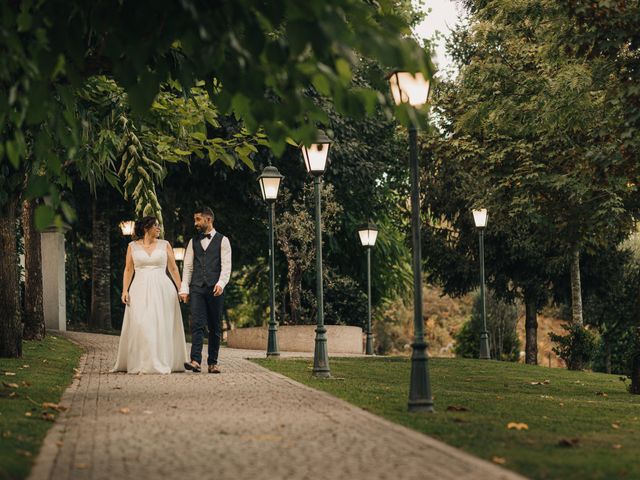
[312,74,331,96]
[173,148,192,156]
[191,132,207,142]
[35,205,56,231]
[335,59,352,84]
[6,141,20,168]
[25,175,50,200]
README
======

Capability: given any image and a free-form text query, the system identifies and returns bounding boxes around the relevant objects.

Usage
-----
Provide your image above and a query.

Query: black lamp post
[358,221,378,355]
[301,131,332,378]
[472,208,491,360]
[258,165,284,357]
[388,71,434,412]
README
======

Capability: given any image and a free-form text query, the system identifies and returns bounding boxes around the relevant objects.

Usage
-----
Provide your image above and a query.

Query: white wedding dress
[111,240,188,374]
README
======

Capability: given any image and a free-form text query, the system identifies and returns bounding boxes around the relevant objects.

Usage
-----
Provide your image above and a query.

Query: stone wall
[227,325,364,354]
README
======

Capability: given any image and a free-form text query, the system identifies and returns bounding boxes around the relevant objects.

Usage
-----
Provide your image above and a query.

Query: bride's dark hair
[134,216,158,239]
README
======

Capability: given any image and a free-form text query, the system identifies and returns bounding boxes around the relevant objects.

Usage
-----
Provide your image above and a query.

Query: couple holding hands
[111,207,231,375]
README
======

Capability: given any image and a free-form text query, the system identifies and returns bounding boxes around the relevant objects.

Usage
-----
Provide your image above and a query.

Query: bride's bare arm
[121,244,134,304]
[166,243,182,291]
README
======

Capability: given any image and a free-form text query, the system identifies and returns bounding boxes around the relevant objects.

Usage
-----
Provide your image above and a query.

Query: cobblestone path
[29,332,526,480]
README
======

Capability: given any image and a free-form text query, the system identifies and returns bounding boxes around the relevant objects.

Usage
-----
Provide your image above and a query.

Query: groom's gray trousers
[189,285,223,365]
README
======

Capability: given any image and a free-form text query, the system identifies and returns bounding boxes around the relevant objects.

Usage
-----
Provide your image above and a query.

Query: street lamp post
[388,71,434,412]
[358,221,378,355]
[301,131,332,378]
[258,166,285,357]
[472,208,491,360]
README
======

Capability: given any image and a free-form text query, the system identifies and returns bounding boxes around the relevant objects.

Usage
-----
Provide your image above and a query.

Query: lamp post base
[408,341,434,412]
[267,324,280,357]
[365,332,374,355]
[479,331,491,360]
[313,326,331,378]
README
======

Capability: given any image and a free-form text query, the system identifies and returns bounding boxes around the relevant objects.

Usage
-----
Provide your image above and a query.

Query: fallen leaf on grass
[4,372,16,376]
[2,431,11,438]
[22,365,30,368]
[24,412,32,417]
[496,395,504,400]
[492,456,507,465]
[558,438,580,448]
[612,444,623,449]
[507,422,529,431]
[2,382,19,389]
[41,413,56,422]
[119,407,130,414]
[530,380,550,385]
[42,359,47,363]
[595,392,608,397]
[611,423,620,429]
[42,402,67,412]
[446,405,470,412]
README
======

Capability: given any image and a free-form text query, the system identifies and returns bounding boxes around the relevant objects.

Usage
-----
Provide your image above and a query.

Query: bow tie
[201,233,212,240]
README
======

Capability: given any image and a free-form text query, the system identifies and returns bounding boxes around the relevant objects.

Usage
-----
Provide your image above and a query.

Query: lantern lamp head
[388,71,431,107]
[358,221,379,247]
[300,130,332,176]
[258,165,284,202]
[472,209,488,229]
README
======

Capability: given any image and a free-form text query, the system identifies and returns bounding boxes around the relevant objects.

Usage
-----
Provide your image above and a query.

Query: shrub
[454,291,520,361]
[549,323,598,370]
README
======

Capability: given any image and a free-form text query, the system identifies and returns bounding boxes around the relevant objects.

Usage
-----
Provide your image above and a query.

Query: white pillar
[41,226,68,331]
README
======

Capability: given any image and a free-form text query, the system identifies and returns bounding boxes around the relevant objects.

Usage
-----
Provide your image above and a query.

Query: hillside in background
[377,284,568,367]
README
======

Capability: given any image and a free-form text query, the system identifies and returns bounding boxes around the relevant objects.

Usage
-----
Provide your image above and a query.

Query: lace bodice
[130,240,168,270]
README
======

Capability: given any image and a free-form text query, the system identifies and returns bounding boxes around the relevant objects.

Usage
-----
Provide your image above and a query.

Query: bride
[111,216,188,374]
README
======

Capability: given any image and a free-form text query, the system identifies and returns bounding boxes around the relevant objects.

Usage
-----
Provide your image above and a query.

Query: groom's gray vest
[190,232,224,288]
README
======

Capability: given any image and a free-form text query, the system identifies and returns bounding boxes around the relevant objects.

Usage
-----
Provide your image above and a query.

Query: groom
[179,206,232,374]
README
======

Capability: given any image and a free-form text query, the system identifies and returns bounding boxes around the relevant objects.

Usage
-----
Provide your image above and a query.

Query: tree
[276,183,342,324]
[424,0,639,366]
[22,199,45,340]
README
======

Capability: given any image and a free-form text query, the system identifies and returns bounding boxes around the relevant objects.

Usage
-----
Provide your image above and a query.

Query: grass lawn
[254,356,640,480]
[0,335,82,480]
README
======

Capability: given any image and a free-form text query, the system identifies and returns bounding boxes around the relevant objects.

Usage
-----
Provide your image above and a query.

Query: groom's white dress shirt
[179,228,232,295]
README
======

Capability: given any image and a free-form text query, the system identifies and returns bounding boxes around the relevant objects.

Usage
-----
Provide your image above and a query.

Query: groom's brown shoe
[208,365,221,374]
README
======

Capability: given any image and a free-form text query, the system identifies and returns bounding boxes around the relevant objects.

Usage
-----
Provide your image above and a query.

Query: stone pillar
[41,227,68,331]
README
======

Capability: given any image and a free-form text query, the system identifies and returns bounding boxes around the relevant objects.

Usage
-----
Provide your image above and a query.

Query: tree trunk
[0,198,23,357]
[630,328,640,395]
[287,260,302,325]
[89,196,112,330]
[605,339,612,375]
[631,359,640,394]
[524,289,538,365]
[570,247,584,326]
[22,200,45,341]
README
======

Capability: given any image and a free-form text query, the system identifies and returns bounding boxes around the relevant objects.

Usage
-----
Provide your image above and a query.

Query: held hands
[179,293,190,303]
[121,292,130,305]
[213,284,223,296]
